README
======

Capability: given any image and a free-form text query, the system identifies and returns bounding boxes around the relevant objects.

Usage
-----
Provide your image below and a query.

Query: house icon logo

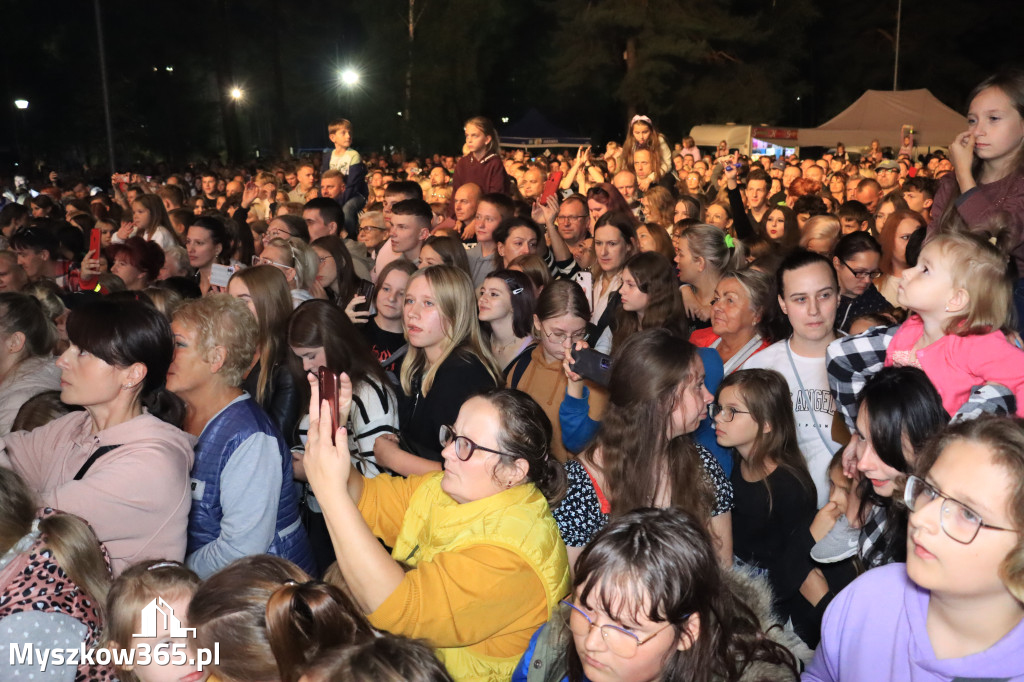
[133,597,197,638]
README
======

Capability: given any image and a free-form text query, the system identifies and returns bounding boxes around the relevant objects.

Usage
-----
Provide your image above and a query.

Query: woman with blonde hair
[1,469,114,681]
[675,223,747,328]
[799,214,841,256]
[373,265,502,474]
[228,265,304,443]
[257,236,319,307]
[167,295,314,578]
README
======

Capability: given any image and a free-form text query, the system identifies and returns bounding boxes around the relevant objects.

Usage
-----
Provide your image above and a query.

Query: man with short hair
[837,201,871,234]
[804,164,825,185]
[467,193,515,287]
[854,178,882,214]
[303,197,372,279]
[389,199,432,265]
[373,181,423,281]
[518,165,546,202]
[726,168,771,232]
[452,183,482,239]
[201,173,220,209]
[874,160,900,194]
[899,176,936,221]
[320,169,345,201]
[10,226,66,288]
[612,170,638,204]
[288,164,316,204]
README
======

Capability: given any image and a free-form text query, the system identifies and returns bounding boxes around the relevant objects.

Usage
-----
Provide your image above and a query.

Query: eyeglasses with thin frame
[438,424,513,462]
[559,600,678,659]
[251,255,294,271]
[359,225,388,233]
[708,403,750,422]
[541,328,588,344]
[263,228,295,243]
[838,259,882,281]
[904,475,1018,545]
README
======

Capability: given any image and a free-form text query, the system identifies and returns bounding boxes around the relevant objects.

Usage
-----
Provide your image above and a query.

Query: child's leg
[342,195,366,239]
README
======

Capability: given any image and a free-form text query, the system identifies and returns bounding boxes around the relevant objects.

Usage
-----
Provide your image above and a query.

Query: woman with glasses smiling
[806,416,1024,682]
[513,508,800,682]
[256,236,319,307]
[303,382,569,681]
[831,231,892,332]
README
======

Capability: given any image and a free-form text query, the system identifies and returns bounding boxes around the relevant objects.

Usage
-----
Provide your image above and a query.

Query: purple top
[803,563,1024,681]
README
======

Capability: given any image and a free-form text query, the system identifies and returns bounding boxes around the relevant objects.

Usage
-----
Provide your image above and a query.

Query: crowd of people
[1,67,1024,682]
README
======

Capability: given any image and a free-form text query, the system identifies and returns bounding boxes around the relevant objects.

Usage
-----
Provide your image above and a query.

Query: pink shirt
[0,411,196,575]
[885,315,1024,418]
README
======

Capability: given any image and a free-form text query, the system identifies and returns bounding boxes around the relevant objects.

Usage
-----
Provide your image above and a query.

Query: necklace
[492,336,522,355]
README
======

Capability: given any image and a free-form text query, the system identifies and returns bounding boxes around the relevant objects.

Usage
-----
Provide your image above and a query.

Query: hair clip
[989,235,998,246]
[511,287,524,295]
[724,234,735,249]
[147,561,183,571]
[630,115,652,126]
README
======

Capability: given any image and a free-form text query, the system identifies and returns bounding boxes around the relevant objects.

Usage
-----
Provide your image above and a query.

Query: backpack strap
[506,344,537,389]
[73,444,124,481]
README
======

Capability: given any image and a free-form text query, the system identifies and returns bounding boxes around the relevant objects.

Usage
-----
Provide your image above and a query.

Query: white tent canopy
[797,89,967,149]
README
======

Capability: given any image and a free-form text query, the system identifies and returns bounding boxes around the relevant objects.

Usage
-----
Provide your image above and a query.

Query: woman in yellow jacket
[304,376,570,682]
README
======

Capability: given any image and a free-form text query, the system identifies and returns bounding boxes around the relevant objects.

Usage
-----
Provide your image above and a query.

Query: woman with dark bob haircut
[514,507,802,682]
[0,299,195,575]
[107,236,165,291]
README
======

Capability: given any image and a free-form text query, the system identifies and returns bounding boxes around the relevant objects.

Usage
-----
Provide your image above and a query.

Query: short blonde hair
[799,214,841,251]
[173,294,257,387]
[263,237,319,291]
[928,231,1015,335]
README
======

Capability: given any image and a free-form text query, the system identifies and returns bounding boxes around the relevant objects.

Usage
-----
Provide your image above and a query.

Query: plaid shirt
[827,324,1018,429]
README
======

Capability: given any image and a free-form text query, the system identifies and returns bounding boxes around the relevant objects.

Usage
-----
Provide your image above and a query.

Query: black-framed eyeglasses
[839,259,882,280]
[904,475,1018,545]
[438,424,512,461]
[708,403,750,422]
[559,600,680,658]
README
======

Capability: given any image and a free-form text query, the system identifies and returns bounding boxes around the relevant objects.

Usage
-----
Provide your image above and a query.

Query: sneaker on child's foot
[810,515,859,563]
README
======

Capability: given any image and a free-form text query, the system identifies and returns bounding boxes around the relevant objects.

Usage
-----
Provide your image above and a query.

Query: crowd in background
[1,68,1024,682]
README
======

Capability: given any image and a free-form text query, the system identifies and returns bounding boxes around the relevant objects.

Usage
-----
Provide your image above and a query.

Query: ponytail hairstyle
[188,555,373,682]
[927,228,1018,335]
[0,468,111,631]
[423,234,472,276]
[480,388,567,505]
[301,633,454,682]
[106,560,200,682]
[230,265,295,405]
[683,223,747,276]
[66,298,186,427]
[716,369,816,511]
[612,251,687,350]
[399,265,502,396]
[938,68,1024,233]
[464,116,502,158]
[566,508,798,682]
[265,579,376,682]
[591,211,639,283]
[191,215,232,265]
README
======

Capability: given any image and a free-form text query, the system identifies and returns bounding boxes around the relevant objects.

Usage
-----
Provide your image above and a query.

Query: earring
[122,383,134,390]
[506,480,513,488]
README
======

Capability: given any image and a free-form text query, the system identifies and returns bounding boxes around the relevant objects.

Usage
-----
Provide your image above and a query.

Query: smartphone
[318,367,340,444]
[353,280,375,314]
[570,347,613,388]
[209,263,236,288]
[540,171,563,205]
[89,228,102,255]
[112,173,130,185]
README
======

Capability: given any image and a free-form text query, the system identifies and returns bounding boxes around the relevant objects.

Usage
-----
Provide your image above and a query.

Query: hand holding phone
[318,368,340,445]
[570,347,613,388]
[89,228,102,256]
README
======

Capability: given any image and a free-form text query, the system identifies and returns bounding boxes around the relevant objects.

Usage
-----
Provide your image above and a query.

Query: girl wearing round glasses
[831,231,891,332]
[513,508,800,682]
[508,279,608,462]
[303,383,569,681]
[806,416,1024,681]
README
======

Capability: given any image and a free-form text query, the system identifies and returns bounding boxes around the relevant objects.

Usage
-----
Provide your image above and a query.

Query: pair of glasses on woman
[438,425,513,462]
[707,403,749,422]
[904,475,1018,545]
[559,600,686,658]
[251,255,294,272]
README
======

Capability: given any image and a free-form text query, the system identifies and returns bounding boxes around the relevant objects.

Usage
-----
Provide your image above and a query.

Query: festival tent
[499,109,592,149]
[688,124,799,156]
[797,89,967,149]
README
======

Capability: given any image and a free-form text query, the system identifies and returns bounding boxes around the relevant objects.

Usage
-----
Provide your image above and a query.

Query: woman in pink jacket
[0,298,194,576]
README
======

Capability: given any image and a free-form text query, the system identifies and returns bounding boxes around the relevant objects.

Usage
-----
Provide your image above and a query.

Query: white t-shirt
[744,339,839,508]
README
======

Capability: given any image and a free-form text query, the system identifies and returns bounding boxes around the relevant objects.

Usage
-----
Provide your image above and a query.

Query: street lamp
[230,87,244,101]
[14,99,29,110]
[339,69,360,87]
